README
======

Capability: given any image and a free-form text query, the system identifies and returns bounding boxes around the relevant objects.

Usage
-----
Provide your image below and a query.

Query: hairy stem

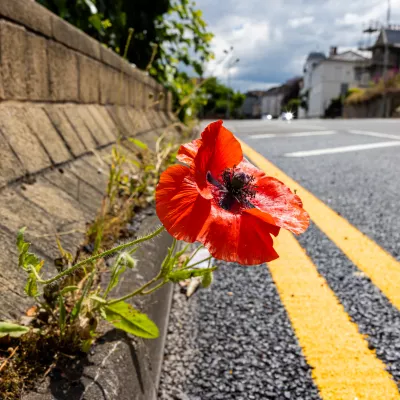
[34,226,165,285]
[107,275,160,305]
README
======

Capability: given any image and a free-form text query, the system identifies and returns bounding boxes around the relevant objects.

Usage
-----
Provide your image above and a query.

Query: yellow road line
[269,230,399,399]
[240,139,400,311]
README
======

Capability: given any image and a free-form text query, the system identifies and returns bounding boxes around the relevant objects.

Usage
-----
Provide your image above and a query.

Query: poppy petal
[176,138,202,167]
[252,176,309,235]
[237,158,266,180]
[198,204,279,266]
[156,165,211,242]
[244,208,280,237]
[194,120,243,198]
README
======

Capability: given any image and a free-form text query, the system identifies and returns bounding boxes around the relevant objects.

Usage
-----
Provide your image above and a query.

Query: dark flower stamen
[207,167,256,211]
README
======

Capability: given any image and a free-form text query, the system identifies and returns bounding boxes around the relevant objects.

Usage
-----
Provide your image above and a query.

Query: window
[354,68,362,81]
[340,83,349,96]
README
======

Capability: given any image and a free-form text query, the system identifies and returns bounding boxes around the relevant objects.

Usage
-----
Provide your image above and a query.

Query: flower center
[207,167,256,211]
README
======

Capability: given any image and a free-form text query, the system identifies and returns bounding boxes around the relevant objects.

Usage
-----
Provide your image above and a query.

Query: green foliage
[103,302,159,339]
[167,267,217,283]
[0,322,29,338]
[37,0,215,121]
[201,270,213,288]
[17,228,44,297]
[201,77,245,118]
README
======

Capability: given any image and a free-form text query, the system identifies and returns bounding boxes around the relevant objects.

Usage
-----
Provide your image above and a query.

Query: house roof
[329,50,369,62]
[306,52,326,61]
[385,29,400,45]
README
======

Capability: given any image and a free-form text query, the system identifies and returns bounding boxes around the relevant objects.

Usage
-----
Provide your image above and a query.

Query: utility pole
[382,0,391,117]
[225,57,240,119]
[224,46,239,120]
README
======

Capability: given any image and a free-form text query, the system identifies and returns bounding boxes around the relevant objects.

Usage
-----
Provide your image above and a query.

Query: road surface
[159,118,400,400]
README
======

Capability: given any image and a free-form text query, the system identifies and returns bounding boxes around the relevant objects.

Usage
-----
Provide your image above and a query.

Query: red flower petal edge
[156,120,309,265]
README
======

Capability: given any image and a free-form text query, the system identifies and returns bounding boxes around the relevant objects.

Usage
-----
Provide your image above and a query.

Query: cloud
[288,16,315,28]
[195,0,400,92]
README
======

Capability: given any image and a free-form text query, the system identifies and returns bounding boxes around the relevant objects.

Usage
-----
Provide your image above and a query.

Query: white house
[300,48,369,118]
[261,87,284,117]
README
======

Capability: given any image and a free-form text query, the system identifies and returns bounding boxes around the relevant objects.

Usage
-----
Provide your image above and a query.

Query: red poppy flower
[156,120,309,265]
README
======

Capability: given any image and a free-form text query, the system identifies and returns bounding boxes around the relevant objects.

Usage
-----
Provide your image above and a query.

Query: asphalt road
[159,119,400,400]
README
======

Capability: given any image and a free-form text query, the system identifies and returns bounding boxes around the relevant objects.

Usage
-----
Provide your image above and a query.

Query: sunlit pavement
[159,119,400,400]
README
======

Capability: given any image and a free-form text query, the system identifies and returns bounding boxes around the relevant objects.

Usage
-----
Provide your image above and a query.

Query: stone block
[0,21,27,99]
[26,32,49,101]
[126,108,145,134]
[77,106,111,146]
[63,106,98,149]
[68,156,109,193]
[0,106,51,173]
[18,178,87,224]
[99,64,114,105]
[100,45,124,71]
[24,106,71,164]
[0,0,52,37]
[0,188,83,260]
[48,41,79,101]
[52,16,100,60]
[45,106,86,157]
[78,54,101,103]
[87,105,118,142]
[44,168,102,216]
[167,91,173,113]
[0,131,25,187]
[107,106,135,137]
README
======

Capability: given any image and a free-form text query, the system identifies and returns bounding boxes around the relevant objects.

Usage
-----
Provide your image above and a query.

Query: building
[300,47,369,118]
[261,87,283,117]
[240,90,266,118]
[364,26,400,81]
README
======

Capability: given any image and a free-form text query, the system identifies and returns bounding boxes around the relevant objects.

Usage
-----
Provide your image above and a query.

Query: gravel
[158,262,321,400]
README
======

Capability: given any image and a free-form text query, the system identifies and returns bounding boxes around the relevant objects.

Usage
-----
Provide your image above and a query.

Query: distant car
[262,114,273,120]
[281,112,293,121]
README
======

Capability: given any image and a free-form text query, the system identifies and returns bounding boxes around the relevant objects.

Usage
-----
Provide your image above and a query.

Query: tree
[200,77,245,118]
[37,0,214,120]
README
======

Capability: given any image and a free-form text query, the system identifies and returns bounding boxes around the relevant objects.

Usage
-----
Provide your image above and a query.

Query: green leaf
[103,302,159,339]
[128,138,148,150]
[17,228,42,273]
[71,270,94,321]
[81,338,94,353]
[88,14,103,33]
[90,294,107,304]
[60,286,79,296]
[58,295,67,335]
[202,270,213,288]
[167,267,217,283]
[0,321,30,338]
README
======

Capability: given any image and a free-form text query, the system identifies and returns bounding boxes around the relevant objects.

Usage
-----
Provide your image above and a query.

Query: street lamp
[225,54,240,119]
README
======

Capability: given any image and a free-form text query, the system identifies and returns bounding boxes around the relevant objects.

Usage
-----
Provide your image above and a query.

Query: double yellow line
[240,140,400,399]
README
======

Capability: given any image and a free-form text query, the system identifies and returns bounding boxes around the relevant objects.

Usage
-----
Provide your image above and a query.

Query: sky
[195,0,400,92]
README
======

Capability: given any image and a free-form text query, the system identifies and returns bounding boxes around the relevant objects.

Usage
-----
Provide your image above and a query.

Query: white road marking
[284,141,400,157]
[348,129,400,141]
[250,130,337,139]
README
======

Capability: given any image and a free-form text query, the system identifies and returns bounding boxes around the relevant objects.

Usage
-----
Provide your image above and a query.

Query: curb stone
[23,214,174,400]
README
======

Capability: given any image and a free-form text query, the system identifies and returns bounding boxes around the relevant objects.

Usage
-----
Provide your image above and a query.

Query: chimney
[330,46,337,56]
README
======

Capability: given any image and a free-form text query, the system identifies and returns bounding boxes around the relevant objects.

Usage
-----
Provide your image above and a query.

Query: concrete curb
[24,214,174,400]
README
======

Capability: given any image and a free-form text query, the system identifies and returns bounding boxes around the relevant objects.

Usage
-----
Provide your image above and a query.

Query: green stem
[183,255,212,270]
[187,244,204,262]
[108,238,178,305]
[107,276,160,305]
[34,226,165,285]
[141,280,167,295]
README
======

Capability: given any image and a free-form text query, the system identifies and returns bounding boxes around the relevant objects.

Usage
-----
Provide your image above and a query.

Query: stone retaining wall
[0,2,179,398]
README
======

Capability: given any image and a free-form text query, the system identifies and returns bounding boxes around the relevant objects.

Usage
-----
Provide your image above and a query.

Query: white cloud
[288,16,314,28]
[194,0,400,92]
